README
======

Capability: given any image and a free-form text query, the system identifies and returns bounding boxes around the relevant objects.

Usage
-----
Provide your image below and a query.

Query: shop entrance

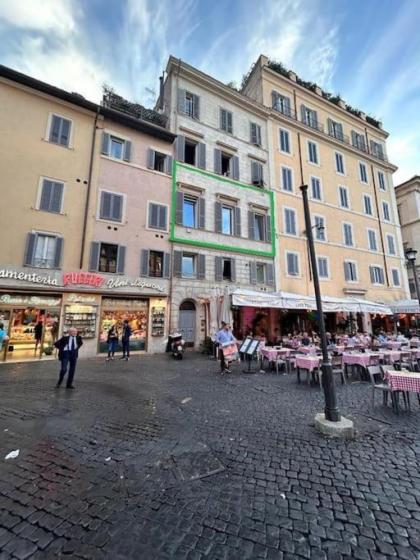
[179,300,196,346]
[99,298,148,353]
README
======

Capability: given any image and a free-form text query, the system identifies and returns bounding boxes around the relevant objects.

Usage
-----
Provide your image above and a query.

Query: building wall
[396,178,420,296]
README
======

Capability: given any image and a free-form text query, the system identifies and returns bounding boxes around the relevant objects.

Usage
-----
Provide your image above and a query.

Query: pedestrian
[120,319,132,361]
[54,327,83,389]
[34,320,43,353]
[216,322,236,374]
[0,323,9,353]
[106,323,119,361]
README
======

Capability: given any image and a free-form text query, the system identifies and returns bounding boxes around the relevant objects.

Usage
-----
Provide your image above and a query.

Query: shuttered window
[391,268,400,287]
[308,141,318,164]
[387,235,396,255]
[370,266,385,285]
[250,161,264,186]
[359,162,368,183]
[343,223,354,247]
[147,149,173,175]
[311,177,322,200]
[220,109,233,133]
[49,115,71,146]
[363,195,373,216]
[284,208,297,235]
[39,179,64,213]
[99,191,123,222]
[286,252,299,276]
[279,129,290,153]
[148,203,168,231]
[344,261,358,282]
[317,257,329,279]
[24,233,63,269]
[272,92,291,116]
[351,131,366,152]
[140,250,171,278]
[368,230,378,251]
[178,89,200,119]
[281,167,293,192]
[101,132,132,162]
[327,119,344,141]
[250,122,262,146]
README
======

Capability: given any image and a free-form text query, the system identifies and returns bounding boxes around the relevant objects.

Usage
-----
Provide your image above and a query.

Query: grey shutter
[40,180,52,210]
[220,109,226,130]
[300,105,307,124]
[60,119,70,146]
[248,211,255,240]
[159,205,168,230]
[197,254,206,279]
[198,198,205,229]
[149,203,159,228]
[176,191,184,225]
[163,253,170,278]
[123,141,131,162]
[215,201,222,233]
[173,251,182,277]
[177,89,186,113]
[197,142,206,169]
[271,91,278,109]
[24,233,37,266]
[230,259,236,282]
[336,122,343,141]
[256,125,262,146]
[164,155,173,175]
[284,97,291,117]
[215,256,223,281]
[112,195,122,221]
[49,115,60,142]
[312,111,319,129]
[249,261,257,284]
[266,263,274,285]
[227,112,233,133]
[214,149,222,174]
[327,118,333,136]
[265,215,272,243]
[53,237,63,268]
[251,161,258,183]
[351,131,357,147]
[140,249,149,277]
[117,245,126,274]
[147,149,155,169]
[89,242,100,271]
[101,132,110,155]
[232,156,239,180]
[192,94,200,119]
[51,182,63,213]
[234,207,241,237]
[100,192,112,219]
[250,122,257,144]
[369,267,375,284]
[175,135,185,162]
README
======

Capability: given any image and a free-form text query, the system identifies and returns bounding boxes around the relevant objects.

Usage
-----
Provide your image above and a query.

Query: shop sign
[63,272,104,288]
[66,293,99,304]
[0,268,58,285]
[0,294,61,307]
[102,298,148,309]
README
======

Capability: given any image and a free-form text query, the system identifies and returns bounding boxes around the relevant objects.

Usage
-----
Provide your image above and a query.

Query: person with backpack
[106,323,119,361]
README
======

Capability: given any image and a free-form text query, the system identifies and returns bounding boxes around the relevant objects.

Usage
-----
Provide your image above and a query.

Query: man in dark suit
[54,327,83,389]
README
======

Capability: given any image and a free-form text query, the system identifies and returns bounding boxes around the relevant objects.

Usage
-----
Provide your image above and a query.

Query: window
[110,137,124,159]
[249,261,273,284]
[363,195,373,216]
[256,263,266,283]
[314,216,325,241]
[344,261,358,282]
[222,205,234,235]
[215,257,235,282]
[378,171,386,191]
[368,229,378,251]
[183,196,197,228]
[318,257,329,279]
[147,149,173,174]
[382,201,391,221]
[370,140,385,160]
[391,268,400,287]
[272,91,291,116]
[101,132,131,162]
[281,166,293,192]
[387,234,396,255]
[308,141,318,164]
[250,160,264,186]
[140,250,170,278]
[221,153,233,176]
[176,191,205,229]
[351,131,366,152]
[279,128,291,153]
[175,136,206,169]
[149,251,163,278]
[49,114,71,147]
[359,162,368,183]
[185,139,197,165]
[214,149,239,179]
[286,252,299,276]
[223,259,233,281]
[220,108,233,134]
[328,119,344,141]
[38,179,64,213]
[179,90,199,119]
[301,105,318,129]
[24,233,62,269]
[370,266,385,285]
[335,152,345,174]
[254,213,266,240]
[284,208,297,235]
[250,122,262,146]
[311,177,322,200]
[148,202,168,231]
[343,223,354,247]
[182,254,196,277]
[100,191,123,222]
[339,186,349,208]
[99,243,119,273]
[249,211,270,242]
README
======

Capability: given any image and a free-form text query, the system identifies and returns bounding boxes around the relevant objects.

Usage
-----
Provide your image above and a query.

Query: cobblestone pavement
[0,353,420,560]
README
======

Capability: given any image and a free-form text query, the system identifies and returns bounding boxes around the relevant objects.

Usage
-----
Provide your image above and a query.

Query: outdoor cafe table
[386,341,403,350]
[385,370,420,413]
[295,355,322,384]
[342,352,379,381]
[260,347,290,374]
[298,346,318,354]
[378,350,401,364]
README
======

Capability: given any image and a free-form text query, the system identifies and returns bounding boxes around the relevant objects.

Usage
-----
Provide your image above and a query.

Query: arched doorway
[179,300,196,346]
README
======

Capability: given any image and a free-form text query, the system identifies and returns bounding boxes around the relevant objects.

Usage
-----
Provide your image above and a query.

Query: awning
[390,299,420,314]
[231,289,393,315]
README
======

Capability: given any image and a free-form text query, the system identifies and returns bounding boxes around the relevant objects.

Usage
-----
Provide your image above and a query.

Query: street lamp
[405,248,420,305]
[300,184,340,422]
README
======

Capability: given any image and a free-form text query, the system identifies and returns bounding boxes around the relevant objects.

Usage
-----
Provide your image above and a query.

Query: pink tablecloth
[385,370,420,393]
[260,347,290,361]
[295,356,321,372]
[387,341,402,350]
[342,353,373,367]
[379,351,401,363]
[409,349,420,359]
[298,346,318,354]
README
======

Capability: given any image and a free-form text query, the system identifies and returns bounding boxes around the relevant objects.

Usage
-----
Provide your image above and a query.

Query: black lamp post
[405,248,420,305]
[300,184,340,422]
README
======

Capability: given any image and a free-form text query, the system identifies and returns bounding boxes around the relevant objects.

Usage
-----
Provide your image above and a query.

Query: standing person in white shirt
[54,327,83,389]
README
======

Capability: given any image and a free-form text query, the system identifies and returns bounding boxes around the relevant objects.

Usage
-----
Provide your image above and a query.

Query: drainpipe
[297,131,311,291]
[80,106,100,269]
[370,162,390,287]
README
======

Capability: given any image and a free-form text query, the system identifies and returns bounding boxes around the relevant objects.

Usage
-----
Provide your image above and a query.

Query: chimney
[158,74,164,110]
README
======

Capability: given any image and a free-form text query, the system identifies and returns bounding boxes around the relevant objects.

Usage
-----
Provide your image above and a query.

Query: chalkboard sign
[239,337,252,354]
[246,339,260,356]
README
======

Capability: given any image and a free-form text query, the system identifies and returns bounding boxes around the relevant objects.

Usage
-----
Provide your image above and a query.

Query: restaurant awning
[390,299,420,314]
[231,289,393,315]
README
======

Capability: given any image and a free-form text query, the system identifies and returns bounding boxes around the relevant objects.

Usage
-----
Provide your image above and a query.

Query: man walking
[216,322,236,374]
[120,319,132,361]
[54,327,83,389]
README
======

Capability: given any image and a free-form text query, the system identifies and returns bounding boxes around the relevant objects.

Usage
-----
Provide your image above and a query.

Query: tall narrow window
[339,186,349,209]
[49,115,71,147]
[284,208,297,235]
[220,108,233,134]
[387,234,396,255]
[378,171,386,190]
[279,129,291,153]
[359,162,368,183]
[363,195,373,216]
[250,122,262,146]
[335,152,345,174]
[286,252,299,276]
[382,201,391,221]
[281,167,293,192]
[391,268,400,286]
[311,177,322,200]
[344,261,358,282]
[368,229,378,251]
[343,223,353,247]
[314,216,325,241]
[39,179,64,213]
[318,257,329,278]
[308,141,318,164]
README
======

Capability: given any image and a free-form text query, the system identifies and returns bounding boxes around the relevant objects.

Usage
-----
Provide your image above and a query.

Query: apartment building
[242,55,409,312]
[160,57,275,345]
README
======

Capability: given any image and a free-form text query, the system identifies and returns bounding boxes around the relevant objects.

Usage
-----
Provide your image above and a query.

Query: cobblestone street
[0,353,420,559]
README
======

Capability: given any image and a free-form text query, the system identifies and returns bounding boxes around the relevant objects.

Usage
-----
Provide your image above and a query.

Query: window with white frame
[311,177,322,200]
[220,108,233,134]
[272,91,292,116]
[368,229,378,251]
[370,265,385,285]
[48,114,71,147]
[391,268,400,287]
[301,106,318,129]
[179,90,199,119]
[328,119,344,141]
[363,195,373,216]
[279,128,291,153]
[343,223,354,247]
[314,215,326,241]
[335,152,345,174]
[281,166,293,192]
[339,186,349,208]
[99,191,123,222]
[382,201,391,221]
[38,179,64,213]
[378,171,386,191]
[317,257,329,278]
[148,202,168,231]
[359,162,368,183]
[101,132,131,162]
[286,252,299,276]
[344,261,358,282]
[370,140,385,160]
[387,234,396,255]
[284,208,297,235]
[308,141,319,164]
[24,232,63,269]
[250,122,262,146]
[182,253,196,277]
[352,131,366,152]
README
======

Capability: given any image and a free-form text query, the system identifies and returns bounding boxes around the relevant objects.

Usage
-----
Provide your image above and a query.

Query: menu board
[239,337,252,354]
[246,339,260,356]
[151,306,165,337]
[63,304,97,338]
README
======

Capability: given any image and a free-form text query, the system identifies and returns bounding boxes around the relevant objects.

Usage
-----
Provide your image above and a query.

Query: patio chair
[367,365,391,409]
[379,365,409,412]
[331,355,345,385]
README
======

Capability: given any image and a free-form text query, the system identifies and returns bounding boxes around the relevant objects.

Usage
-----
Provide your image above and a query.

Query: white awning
[390,299,420,314]
[231,289,393,315]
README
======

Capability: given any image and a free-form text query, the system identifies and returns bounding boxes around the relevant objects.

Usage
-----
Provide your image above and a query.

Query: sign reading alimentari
[0,267,166,293]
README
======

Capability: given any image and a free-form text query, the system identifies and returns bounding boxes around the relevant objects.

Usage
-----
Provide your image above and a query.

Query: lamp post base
[314,413,355,440]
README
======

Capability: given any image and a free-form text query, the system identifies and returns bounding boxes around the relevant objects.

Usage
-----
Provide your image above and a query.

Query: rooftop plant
[102,85,167,128]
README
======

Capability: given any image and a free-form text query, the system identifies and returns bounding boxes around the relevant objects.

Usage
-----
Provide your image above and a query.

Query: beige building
[395,175,420,297]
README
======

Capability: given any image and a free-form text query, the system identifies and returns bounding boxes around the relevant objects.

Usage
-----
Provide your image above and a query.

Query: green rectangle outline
[170,160,276,258]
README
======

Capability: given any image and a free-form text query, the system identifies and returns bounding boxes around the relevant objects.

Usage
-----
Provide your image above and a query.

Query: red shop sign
[62,272,105,288]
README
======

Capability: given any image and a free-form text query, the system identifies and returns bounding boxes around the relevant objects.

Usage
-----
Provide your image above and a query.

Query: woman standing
[106,324,119,361]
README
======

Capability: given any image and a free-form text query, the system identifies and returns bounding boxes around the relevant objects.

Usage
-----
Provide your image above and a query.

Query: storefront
[99,298,149,353]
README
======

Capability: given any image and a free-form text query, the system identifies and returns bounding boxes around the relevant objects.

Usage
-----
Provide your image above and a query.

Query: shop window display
[99,299,148,353]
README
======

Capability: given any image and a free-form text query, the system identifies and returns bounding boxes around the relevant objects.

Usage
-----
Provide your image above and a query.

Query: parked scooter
[168,332,185,359]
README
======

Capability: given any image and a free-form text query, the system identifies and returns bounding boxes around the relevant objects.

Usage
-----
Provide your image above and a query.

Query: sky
[0,0,419,184]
